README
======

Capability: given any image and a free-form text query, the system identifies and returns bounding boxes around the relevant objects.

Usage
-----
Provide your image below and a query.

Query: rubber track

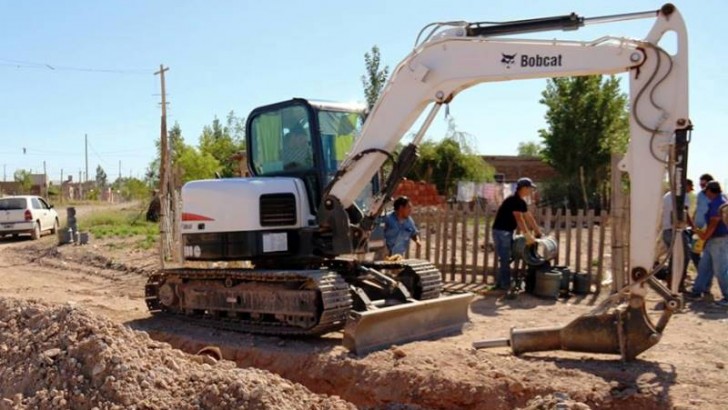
[364,259,443,300]
[145,269,352,336]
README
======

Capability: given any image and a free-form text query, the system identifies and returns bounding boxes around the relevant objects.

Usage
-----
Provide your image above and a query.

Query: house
[0,174,49,196]
[481,155,557,183]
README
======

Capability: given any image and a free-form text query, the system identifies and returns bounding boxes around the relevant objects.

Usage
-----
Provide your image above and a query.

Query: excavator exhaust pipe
[343,292,473,355]
[473,295,664,361]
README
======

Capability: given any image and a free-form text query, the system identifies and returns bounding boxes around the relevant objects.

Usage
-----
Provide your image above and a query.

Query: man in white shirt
[661,185,691,292]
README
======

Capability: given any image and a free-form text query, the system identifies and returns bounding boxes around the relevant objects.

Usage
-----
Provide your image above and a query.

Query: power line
[0,57,151,75]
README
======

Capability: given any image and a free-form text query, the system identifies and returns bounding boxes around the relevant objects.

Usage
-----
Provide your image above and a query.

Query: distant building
[0,173,49,196]
[480,155,557,184]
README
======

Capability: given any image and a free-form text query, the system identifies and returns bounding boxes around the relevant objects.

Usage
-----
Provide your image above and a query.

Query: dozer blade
[342,292,473,355]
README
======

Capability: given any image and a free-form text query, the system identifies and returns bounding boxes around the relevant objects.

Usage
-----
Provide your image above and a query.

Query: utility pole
[43,160,47,197]
[85,134,88,182]
[118,160,122,181]
[155,64,171,266]
[60,169,64,203]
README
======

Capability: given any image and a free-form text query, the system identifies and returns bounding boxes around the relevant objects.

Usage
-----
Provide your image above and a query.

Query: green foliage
[78,207,157,248]
[198,112,245,178]
[112,177,150,201]
[147,117,237,188]
[406,118,494,195]
[13,169,32,194]
[95,165,108,188]
[176,146,221,184]
[361,45,390,110]
[538,75,629,209]
[517,141,543,157]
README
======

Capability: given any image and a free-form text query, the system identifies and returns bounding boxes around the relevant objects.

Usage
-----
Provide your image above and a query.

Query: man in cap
[693,181,728,306]
[491,177,542,290]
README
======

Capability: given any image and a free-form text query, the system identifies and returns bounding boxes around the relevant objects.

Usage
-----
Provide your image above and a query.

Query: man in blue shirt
[384,196,420,257]
[693,174,714,229]
[692,181,728,306]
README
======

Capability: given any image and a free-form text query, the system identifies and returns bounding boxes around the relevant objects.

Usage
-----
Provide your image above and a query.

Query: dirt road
[1,226,727,409]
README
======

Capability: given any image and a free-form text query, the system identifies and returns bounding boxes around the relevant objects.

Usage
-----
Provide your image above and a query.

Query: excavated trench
[132,315,671,410]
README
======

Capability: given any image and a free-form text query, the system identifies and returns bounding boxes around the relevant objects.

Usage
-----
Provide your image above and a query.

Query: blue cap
[516,177,536,189]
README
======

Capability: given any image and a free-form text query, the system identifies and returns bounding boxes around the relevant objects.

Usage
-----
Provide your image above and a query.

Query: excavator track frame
[145,259,472,354]
[146,268,352,336]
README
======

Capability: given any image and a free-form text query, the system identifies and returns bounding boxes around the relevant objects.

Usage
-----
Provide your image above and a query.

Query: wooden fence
[406,205,610,291]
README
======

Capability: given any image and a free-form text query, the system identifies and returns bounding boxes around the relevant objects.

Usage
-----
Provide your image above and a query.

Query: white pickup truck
[0,196,59,240]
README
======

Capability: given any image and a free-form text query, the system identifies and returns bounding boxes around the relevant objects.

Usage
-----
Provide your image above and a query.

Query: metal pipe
[472,338,510,349]
[466,7,660,38]
[583,10,659,25]
[411,103,442,146]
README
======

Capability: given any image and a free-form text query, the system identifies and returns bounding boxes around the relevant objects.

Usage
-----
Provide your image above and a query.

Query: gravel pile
[518,392,591,410]
[0,297,354,410]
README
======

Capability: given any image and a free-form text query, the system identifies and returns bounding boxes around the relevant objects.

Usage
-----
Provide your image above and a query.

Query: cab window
[250,105,314,175]
[317,110,362,176]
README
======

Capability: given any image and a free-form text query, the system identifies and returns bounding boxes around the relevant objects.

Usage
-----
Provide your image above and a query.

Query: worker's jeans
[493,229,513,289]
[692,236,728,299]
[661,229,690,289]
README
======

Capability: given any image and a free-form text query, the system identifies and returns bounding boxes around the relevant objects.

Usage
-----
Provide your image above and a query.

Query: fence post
[586,209,595,275]
[565,211,573,269]
[471,204,480,283]
[611,153,626,293]
[424,210,432,261]
[554,208,563,266]
[460,208,468,282]
[575,209,584,273]
[450,207,458,282]
[434,210,445,270]
[595,212,608,296]
[484,207,493,283]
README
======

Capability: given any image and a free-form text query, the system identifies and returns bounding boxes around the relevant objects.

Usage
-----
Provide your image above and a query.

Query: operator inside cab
[281,124,313,170]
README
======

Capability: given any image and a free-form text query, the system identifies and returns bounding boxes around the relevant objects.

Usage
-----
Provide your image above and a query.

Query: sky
[0,0,726,186]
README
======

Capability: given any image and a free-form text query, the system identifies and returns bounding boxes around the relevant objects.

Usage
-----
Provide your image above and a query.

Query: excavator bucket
[342,292,473,355]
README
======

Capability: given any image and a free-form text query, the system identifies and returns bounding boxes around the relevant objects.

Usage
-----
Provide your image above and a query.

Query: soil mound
[0,297,354,410]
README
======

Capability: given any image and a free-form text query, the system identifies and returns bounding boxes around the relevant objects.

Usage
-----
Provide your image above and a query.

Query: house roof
[481,155,558,182]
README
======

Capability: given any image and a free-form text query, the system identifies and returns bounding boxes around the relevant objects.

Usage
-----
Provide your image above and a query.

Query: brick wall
[393,180,445,206]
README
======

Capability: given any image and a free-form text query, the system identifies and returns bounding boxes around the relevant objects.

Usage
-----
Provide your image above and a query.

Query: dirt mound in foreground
[0,297,354,410]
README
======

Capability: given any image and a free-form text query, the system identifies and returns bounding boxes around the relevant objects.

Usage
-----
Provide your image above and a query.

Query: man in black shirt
[492,178,542,290]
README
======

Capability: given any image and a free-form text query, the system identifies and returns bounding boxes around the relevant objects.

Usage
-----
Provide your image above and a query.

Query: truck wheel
[31,222,41,240]
[50,218,59,235]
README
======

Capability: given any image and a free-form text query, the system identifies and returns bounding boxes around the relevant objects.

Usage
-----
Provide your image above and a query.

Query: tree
[361,45,389,110]
[112,177,149,201]
[406,118,494,195]
[13,169,32,194]
[517,141,543,157]
[176,147,221,184]
[146,122,185,189]
[146,118,239,188]
[538,75,629,209]
[198,111,246,178]
[95,165,108,188]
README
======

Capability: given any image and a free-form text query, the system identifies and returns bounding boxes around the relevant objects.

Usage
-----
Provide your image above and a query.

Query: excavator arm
[320,4,689,359]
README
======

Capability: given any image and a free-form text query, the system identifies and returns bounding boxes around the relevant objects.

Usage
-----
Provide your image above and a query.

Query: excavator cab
[246,98,376,216]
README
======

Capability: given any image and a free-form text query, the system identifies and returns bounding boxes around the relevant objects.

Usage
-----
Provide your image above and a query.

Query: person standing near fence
[491,178,542,290]
[660,183,691,292]
[384,196,421,257]
[692,181,728,306]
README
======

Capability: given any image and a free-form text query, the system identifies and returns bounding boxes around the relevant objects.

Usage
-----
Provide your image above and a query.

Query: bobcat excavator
[147,4,690,359]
